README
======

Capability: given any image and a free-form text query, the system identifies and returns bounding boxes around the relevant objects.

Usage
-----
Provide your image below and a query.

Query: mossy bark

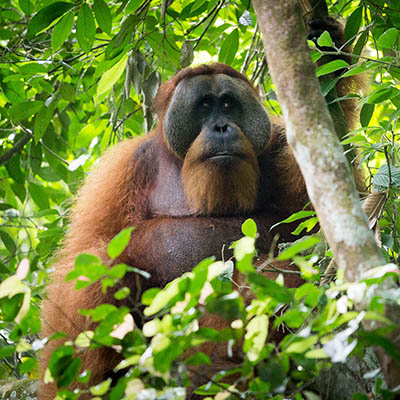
[252,0,400,389]
[0,378,37,399]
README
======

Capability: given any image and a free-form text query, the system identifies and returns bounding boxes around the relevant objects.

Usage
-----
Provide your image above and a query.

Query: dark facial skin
[164,74,271,159]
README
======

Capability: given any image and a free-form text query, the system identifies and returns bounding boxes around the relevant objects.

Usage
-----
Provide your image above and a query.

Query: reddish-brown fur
[38,61,360,399]
[182,129,260,215]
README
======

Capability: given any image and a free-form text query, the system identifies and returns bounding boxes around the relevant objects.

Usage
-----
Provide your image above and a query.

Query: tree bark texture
[252,0,400,389]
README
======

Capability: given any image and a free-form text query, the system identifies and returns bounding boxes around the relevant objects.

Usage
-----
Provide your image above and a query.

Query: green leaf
[107,227,135,259]
[0,203,14,211]
[377,28,398,49]
[28,182,50,210]
[360,103,375,127]
[367,86,397,104]
[5,154,25,184]
[90,378,112,395]
[344,6,363,44]
[292,217,319,235]
[9,100,43,121]
[0,231,17,255]
[233,236,255,261]
[19,0,32,15]
[19,63,47,74]
[52,12,75,51]
[316,60,349,77]
[247,272,293,303]
[60,83,76,102]
[75,253,102,269]
[109,264,127,279]
[186,352,211,366]
[75,330,94,348]
[341,134,366,145]
[65,253,107,285]
[0,276,25,299]
[97,53,129,96]
[244,314,268,362]
[34,105,51,141]
[285,336,318,354]
[218,29,239,66]
[278,236,320,260]
[80,304,117,322]
[93,0,112,34]
[342,62,377,78]
[241,218,257,238]
[27,2,74,37]
[353,30,368,57]
[114,287,130,300]
[144,276,188,316]
[317,31,333,47]
[76,4,96,54]
[271,210,316,229]
[141,288,161,306]
[49,345,81,387]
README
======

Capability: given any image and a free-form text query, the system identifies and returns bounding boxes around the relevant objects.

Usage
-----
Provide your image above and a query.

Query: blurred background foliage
[0,0,400,397]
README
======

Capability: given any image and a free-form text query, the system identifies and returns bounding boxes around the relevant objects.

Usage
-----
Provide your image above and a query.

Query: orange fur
[182,130,260,215]
[38,138,146,399]
[38,57,365,399]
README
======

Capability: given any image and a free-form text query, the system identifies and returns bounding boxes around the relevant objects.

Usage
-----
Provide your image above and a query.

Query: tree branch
[252,0,400,389]
[0,133,31,166]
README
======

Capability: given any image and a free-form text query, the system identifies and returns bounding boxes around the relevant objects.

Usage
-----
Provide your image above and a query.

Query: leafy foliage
[0,0,400,398]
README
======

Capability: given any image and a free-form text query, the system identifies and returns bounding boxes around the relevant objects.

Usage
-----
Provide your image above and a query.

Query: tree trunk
[252,0,400,389]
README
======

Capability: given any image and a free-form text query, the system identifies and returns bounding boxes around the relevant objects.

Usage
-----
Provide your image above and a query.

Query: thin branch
[0,133,31,166]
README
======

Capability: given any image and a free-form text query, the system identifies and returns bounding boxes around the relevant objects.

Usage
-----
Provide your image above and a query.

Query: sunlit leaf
[241,218,257,238]
[218,29,239,65]
[285,336,318,353]
[90,378,112,395]
[97,53,129,96]
[316,60,349,77]
[9,100,43,121]
[107,227,135,259]
[244,314,268,362]
[27,2,73,37]
[76,4,96,54]
[377,28,398,49]
[278,236,320,260]
[317,31,333,47]
[52,12,74,50]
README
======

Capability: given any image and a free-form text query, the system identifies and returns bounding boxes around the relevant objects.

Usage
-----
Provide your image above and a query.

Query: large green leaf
[93,0,112,34]
[76,4,96,54]
[28,182,50,210]
[27,2,73,37]
[52,12,75,51]
[244,314,269,362]
[19,0,32,15]
[218,29,239,65]
[377,28,399,49]
[8,100,43,121]
[316,60,349,77]
[97,53,129,96]
[344,6,363,44]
